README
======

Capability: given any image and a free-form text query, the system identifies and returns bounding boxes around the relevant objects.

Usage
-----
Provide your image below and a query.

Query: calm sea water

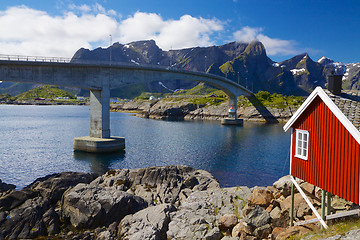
[0,105,290,189]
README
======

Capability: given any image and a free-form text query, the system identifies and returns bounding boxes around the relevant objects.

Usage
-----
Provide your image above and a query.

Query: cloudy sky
[0,0,359,63]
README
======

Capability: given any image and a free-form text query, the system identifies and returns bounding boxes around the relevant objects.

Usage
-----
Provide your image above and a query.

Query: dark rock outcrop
[0,179,15,194]
[0,169,358,240]
[62,183,148,228]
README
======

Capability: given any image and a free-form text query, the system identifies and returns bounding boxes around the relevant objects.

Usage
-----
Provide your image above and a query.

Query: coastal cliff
[0,166,358,239]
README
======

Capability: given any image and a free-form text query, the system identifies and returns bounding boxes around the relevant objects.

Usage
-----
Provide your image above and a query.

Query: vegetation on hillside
[238,91,304,109]
[133,83,305,109]
[16,85,75,100]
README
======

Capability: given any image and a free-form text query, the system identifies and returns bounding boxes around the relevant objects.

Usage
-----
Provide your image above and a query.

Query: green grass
[170,83,219,96]
[16,85,75,100]
[290,218,360,240]
[219,61,235,75]
[133,84,304,110]
[238,91,304,109]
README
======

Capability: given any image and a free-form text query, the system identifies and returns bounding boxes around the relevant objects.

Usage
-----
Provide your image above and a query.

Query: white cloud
[116,12,223,50]
[0,5,117,57]
[0,4,301,59]
[0,5,224,57]
[233,26,298,56]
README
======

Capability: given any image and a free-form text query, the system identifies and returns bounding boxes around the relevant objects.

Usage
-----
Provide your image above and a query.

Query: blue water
[0,105,290,189]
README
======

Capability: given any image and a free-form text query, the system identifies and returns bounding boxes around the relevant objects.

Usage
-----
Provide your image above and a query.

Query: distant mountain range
[1,40,360,97]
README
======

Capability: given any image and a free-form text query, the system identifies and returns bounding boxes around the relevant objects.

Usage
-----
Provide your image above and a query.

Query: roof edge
[283,87,360,145]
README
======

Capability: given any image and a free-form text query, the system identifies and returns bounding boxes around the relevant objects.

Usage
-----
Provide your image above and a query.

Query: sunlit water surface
[0,105,290,189]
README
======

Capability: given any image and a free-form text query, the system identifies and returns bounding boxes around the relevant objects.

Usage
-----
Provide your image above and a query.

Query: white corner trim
[291,176,328,229]
[283,87,360,145]
[289,128,293,175]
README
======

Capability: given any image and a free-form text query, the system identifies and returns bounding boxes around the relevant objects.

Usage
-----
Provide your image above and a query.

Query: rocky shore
[0,99,87,105]
[110,99,299,122]
[0,165,358,240]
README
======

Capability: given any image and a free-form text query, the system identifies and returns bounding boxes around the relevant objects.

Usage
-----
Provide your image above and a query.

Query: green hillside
[16,85,75,100]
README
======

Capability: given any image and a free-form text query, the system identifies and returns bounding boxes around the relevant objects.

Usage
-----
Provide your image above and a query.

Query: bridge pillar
[74,83,125,153]
[221,96,243,125]
[90,89,110,138]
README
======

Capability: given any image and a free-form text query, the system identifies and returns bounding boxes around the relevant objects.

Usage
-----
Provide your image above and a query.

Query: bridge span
[0,57,253,152]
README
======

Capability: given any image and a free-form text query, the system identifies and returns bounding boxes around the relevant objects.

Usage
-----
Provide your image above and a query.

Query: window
[295,129,309,160]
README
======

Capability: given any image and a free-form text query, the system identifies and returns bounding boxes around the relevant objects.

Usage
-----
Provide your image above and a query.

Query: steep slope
[278,53,325,92]
[214,41,304,94]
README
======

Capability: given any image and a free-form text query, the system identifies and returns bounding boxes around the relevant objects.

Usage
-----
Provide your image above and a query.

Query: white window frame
[295,129,309,160]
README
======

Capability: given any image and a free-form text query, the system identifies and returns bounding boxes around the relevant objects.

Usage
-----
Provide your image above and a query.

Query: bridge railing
[0,53,170,69]
[0,54,71,63]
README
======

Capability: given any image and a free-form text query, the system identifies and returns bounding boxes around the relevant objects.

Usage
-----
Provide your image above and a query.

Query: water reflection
[73,150,125,175]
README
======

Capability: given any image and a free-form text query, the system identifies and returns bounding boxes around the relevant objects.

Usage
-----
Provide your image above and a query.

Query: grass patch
[16,85,75,100]
[238,91,304,109]
[290,218,360,240]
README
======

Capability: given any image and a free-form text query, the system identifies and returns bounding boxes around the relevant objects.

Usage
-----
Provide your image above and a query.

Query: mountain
[2,40,360,97]
[72,40,308,96]
[316,56,360,90]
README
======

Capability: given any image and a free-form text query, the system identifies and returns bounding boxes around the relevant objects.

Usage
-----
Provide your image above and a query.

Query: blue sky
[0,0,359,63]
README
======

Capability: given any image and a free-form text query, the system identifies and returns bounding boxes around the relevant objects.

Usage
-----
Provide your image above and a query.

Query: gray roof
[324,89,360,131]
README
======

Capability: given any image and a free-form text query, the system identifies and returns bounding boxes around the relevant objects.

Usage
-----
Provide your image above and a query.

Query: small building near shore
[283,76,360,205]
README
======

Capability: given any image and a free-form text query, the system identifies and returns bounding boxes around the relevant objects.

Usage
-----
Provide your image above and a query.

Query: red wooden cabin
[283,85,360,205]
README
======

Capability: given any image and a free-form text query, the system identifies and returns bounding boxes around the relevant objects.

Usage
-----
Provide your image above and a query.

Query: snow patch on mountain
[290,68,306,75]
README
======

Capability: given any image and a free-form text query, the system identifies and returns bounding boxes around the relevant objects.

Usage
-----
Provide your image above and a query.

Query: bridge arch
[0,59,253,152]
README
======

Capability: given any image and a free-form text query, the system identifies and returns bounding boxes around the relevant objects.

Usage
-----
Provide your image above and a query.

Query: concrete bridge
[0,56,253,152]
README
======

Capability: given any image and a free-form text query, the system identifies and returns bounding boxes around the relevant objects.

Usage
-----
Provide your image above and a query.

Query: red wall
[291,96,360,204]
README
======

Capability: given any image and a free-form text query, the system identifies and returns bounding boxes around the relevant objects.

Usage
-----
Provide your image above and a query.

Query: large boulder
[243,206,271,229]
[91,165,220,206]
[118,204,176,240]
[167,187,249,240]
[0,197,50,239]
[248,189,274,207]
[280,193,312,220]
[62,183,147,228]
[219,214,238,235]
[29,172,97,203]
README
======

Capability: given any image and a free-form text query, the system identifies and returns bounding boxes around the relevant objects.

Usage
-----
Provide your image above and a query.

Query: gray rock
[167,187,248,240]
[0,189,38,211]
[0,196,49,239]
[0,179,15,193]
[270,206,281,220]
[29,172,97,204]
[342,229,360,239]
[119,204,176,240]
[221,237,238,240]
[42,207,60,235]
[243,206,270,229]
[320,234,342,240]
[62,183,147,228]
[92,166,220,206]
[96,230,113,240]
[253,223,272,239]
[273,175,292,197]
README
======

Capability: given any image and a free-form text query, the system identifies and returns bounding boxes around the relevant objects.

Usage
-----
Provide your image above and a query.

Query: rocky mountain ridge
[1,40,360,97]
[71,39,360,96]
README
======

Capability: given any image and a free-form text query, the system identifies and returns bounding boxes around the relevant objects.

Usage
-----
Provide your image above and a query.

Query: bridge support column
[221,96,243,125]
[90,89,110,138]
[74,85,125,153]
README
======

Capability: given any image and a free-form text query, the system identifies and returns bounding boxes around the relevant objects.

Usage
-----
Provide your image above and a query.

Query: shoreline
[0,166,357,240]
